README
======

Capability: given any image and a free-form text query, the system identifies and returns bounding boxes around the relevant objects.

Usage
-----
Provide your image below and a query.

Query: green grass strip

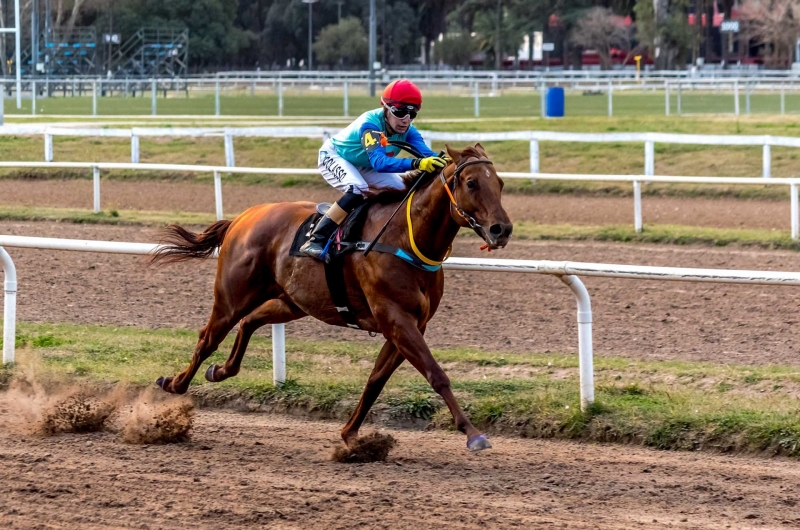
[3,321,800,457]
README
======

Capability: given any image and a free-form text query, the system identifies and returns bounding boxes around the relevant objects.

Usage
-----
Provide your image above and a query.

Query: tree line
[3,0,798,72]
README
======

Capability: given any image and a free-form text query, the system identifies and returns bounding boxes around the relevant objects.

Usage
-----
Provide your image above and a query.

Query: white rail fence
[1,160,799,239]
[3,236,800,410]
[7,76,800,120]
[0,125,791,180]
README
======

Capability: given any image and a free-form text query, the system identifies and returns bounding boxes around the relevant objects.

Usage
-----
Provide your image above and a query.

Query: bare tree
[740,0,800,68]
[570,7,631,70]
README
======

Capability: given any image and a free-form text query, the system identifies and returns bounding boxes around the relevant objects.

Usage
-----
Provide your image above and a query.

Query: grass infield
[2,321,799,457]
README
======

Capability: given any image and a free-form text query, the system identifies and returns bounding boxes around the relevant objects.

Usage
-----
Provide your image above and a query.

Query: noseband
[440,158,494,234]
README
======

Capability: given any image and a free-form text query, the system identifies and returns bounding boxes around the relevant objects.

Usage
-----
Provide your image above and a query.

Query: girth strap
[324,253,361,330]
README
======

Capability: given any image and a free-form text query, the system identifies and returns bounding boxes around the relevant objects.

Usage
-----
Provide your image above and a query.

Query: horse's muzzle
[486,222,513,249]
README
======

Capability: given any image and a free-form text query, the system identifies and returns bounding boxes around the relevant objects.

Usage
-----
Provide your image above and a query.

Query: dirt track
[0,179,793,229]
[0,403,798,530]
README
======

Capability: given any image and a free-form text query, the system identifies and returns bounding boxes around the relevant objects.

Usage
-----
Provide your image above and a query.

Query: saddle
[290,201,441,330]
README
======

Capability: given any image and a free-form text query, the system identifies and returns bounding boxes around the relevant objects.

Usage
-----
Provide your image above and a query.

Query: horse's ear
[474,142,487,155]
[445,144,461,163]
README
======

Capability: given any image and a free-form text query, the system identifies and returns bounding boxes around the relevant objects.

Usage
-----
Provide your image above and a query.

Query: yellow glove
[415,156,447,173]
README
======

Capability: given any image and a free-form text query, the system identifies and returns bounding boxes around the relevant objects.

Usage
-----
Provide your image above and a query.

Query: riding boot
[299,189,364,262]
[298,214,340,262]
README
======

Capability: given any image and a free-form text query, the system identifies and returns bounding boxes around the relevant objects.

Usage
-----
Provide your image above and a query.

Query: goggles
[385,103,418,120]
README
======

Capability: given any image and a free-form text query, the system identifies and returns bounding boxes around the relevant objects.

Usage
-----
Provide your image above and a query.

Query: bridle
[440,157,494,237]
[363,138,496,262]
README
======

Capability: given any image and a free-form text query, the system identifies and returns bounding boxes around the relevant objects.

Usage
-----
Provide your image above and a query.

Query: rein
[405,157,494,266]
[363,138,494,264]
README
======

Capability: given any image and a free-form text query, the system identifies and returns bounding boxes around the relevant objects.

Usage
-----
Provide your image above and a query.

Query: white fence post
[278,80,284,117]
[677,83,682,115]
[734,80,740,116]
[131,134,140,164]
[92,166,101,213]
[644,140,654,177]
[1,246,16,364]
[44,132,53,162]
[224,132,235,167]
[343,81,349,117]
[781,84,786,115]
[746,82,751,114]
[31,81,36,116]
[272,323,286,386]
[792,183,799,241]
[763,142,771,179]
[540,81,547,118]
[607,81,613,117]
[559,275,593,411]
[214,171,224,220]
[529,139,539,174]
[215,81,221,116]
[92,80,97,116]
[633,180,643,233]
[0,82,4,126]
[151,79,157,116]
[665,81,670,116]
[474,82,480,117]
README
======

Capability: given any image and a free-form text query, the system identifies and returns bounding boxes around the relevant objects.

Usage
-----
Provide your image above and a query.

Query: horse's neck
[406,172,461,262]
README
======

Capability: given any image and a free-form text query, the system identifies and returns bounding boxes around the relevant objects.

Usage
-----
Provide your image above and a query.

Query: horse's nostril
[490,224,504,236]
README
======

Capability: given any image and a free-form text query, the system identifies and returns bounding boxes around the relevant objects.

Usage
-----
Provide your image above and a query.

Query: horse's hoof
[467,434,492,452]
[204,364,218,382]
[156,376,166,389]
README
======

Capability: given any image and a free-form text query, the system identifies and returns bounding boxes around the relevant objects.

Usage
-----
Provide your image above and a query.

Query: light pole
[368,0,376,96]
[302,0,319,71]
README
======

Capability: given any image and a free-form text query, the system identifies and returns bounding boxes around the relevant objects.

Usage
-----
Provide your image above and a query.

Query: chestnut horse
[150,144,512,451]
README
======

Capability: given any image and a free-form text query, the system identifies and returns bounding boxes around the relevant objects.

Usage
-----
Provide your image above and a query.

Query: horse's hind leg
[206,297,306,383]
[156,300,242,394]
[340,340,404,449]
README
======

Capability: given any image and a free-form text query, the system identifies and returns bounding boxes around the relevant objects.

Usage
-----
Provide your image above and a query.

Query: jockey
[299,79,446,261]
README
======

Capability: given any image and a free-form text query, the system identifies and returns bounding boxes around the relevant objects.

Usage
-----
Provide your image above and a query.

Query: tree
[433,33,477,66]
[634,0,693,69]
[570,7,630,70]
[312,16,368,67]
[740,0,800,68]
[111,0,254,69]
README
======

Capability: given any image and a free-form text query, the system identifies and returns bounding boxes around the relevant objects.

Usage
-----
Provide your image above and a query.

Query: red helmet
[381,79,422,109]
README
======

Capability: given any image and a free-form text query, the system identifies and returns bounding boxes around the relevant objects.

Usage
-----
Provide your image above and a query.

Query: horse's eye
[466,179,476,190]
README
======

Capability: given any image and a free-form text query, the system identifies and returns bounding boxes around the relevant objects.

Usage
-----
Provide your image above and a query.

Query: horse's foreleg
[379,310,490,451]
[206,297,306,383]
[157,304,239,394]
[341,340,404,449]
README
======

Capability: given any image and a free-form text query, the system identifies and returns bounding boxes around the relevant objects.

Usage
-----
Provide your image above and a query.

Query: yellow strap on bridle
[407,189,450,266]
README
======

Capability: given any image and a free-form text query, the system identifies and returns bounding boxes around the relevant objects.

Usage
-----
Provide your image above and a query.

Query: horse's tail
[149,220,233,266]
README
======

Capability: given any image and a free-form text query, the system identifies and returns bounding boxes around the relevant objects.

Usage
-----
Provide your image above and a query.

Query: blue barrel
[546,87,565,118]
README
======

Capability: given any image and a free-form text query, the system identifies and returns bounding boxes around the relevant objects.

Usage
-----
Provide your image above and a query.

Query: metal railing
[0,160,798,238]
[3,236,800,410]
[4,76,800,119]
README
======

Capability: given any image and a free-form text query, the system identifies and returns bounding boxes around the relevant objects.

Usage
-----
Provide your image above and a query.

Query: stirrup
[299,237,333,263]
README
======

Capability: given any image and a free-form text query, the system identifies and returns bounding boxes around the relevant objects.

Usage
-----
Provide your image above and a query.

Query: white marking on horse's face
[484,169,491,178]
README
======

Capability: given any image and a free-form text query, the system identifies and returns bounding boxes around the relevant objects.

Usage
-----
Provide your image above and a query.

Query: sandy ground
[1,220,800,367]
[0,403,798,530]
[0,179,793,229]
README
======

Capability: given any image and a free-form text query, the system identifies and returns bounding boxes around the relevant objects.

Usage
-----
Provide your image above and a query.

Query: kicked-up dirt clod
[331,432,397,463]
[122,391,194,444]
[39,391,115,435]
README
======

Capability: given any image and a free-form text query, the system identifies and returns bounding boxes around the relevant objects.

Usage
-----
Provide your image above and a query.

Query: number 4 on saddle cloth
[289,201,441,330]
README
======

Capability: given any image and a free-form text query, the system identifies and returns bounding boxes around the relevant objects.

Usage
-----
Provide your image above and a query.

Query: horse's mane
[366,146,484,204]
